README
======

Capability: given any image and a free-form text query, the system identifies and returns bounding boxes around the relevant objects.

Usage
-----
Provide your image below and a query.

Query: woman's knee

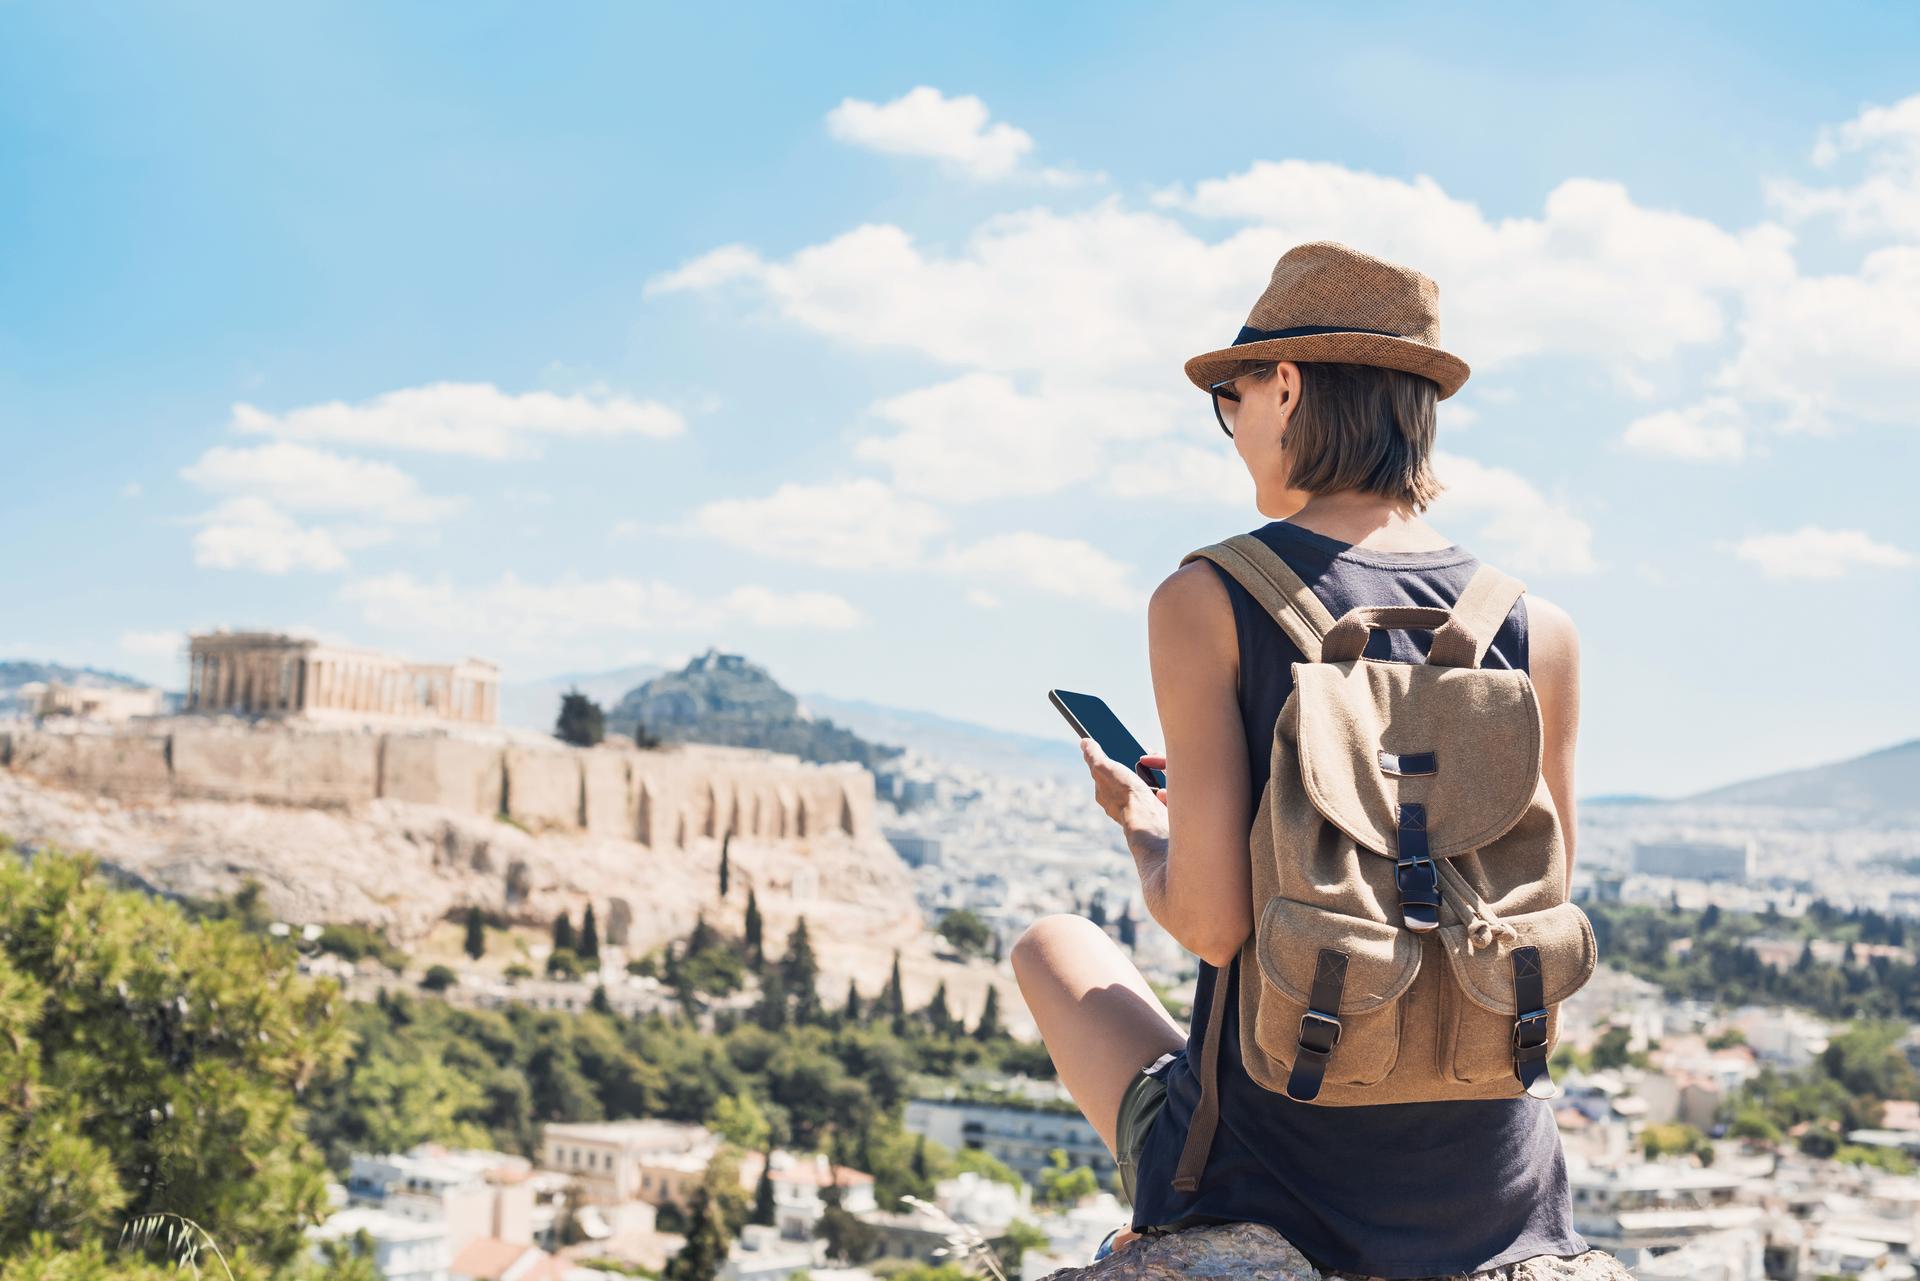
[1010,912,1104,977]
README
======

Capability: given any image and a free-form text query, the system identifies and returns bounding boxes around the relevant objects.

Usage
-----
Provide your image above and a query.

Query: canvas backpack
[1167,533,1597,1194]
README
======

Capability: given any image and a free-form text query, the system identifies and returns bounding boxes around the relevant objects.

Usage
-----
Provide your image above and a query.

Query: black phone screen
[1048,688,1166,790]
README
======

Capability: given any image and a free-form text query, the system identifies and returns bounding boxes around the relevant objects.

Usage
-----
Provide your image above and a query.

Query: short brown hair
[1247,361,1445,511]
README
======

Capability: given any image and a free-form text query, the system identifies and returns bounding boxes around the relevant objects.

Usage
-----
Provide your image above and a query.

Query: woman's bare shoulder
[1524,593,1580,680]
[1149,561,1236,655]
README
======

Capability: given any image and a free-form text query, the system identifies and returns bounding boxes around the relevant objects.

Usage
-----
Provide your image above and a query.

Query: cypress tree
[751,1148,776,1226]
[923,980,951,1035]
[664,1183,730,1281]
[754,969,789,1031]
[842,978,860,1023]
[782,917,821,1024]
[744,889,764,971]
[463,906,486,960]
[883,951,906,1019]
[580,904,600,962]
[974,986,1003,1040]
[552,910,575,955]
[719,832,731,897]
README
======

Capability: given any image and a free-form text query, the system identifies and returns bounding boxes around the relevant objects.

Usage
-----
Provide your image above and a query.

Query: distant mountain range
[1679,737,1919,813]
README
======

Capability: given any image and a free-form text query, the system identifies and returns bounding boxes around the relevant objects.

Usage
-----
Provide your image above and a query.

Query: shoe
[1091,1226,1121,1263]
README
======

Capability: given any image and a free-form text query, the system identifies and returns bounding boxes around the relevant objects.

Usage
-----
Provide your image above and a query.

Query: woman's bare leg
[1009,912,1186,1157]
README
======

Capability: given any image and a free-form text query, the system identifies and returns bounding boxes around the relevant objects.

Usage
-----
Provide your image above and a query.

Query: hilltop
[1679,737,1920,814]
[607,648,905,770]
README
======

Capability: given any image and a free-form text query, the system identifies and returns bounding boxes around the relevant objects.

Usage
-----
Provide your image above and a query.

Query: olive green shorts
[1116,1049,1180,1207]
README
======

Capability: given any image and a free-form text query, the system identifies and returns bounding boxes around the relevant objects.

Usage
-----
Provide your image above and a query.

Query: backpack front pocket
[1435,899,1596,1085]
[1250,895,1422,1091]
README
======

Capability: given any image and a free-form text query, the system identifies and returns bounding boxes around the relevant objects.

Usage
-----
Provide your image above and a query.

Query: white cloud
[1727,526,1916,579]
[182,441,459,522]
[855,373,1181,501]
[119,629,184,659]
[231,382,685,459]
[121,481,142,499]
[341,571,862,652]
[825,86,1091,185]
[1158,162,1796,373]
[1104,441,1250,505]
[1767,91,1920,241]
[682,478,950,570]
[964,588,1002,610]
[936,531,1145,611]
[1428,451,1598,576]
[1619,395,1751,461]
[191,498,353,574]
[1709,245,1920,432]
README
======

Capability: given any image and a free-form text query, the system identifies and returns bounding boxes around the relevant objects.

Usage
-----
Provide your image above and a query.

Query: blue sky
[3,3,1917,797]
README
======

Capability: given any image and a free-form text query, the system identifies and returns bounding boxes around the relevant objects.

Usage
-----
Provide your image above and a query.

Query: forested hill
[607,648,904,770]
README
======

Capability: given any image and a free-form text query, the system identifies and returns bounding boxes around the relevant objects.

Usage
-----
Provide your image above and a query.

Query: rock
[1040,1222,1632,1281]
[1041,1223,1320,1281]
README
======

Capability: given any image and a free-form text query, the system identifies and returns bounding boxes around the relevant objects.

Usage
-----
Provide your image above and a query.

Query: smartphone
[1048,688,1166,790]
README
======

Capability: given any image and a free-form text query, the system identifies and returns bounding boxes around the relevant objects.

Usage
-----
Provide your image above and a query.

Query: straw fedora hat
[1184,240,1470,399]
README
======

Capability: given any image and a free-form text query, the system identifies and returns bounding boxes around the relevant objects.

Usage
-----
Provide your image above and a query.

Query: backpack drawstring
[1434,858,1519,952]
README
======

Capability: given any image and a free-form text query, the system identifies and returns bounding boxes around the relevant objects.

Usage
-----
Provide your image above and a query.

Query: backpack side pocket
[1248,896,1422,1092]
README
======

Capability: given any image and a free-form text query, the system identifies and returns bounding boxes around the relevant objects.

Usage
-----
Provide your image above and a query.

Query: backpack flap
[1293,661,1543,861]
[1434,901,1596,1094]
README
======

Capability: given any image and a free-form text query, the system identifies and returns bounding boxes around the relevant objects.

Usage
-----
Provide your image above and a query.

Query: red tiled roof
[451,1236,544,1281]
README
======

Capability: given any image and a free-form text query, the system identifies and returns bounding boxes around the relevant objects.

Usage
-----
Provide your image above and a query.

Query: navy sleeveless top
[1126,519,1588,1279]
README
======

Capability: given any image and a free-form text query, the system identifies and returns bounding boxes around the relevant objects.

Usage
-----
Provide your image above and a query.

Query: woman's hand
[1080,737,1167,830]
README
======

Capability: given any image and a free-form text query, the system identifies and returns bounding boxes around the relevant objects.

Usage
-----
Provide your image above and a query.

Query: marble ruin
[188,632,498,726]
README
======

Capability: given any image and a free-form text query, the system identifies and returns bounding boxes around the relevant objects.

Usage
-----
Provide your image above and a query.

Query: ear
[1272,360,1303,406]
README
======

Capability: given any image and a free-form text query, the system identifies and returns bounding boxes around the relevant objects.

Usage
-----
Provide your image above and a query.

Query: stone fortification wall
[0,721,875,851]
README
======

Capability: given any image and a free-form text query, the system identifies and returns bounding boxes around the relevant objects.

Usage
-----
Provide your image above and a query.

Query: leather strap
[1377,749,1437,776]
[1170,953,1236,1193]
[1179,534,1337,662]
[1511,945,1555,1099]
[1284,948,1349,1101]
[1447,564,1528,666]
[1395,802,1441,933]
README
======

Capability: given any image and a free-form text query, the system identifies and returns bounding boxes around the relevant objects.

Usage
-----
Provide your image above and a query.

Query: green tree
[0,845,351,1269]
[936,909,993,958]
[751,1147,776,1227]
[556,689,606,748]
[744,890,764,972]
[883,952,907,1029]
[720,833,731,898]
[1036,1148,1099,1207]
[664,1183,732,1281]
[712,1092,772,1151]
[815,1199,879,1265]
[782,918,821,1024]
[547,948,582,981]
[421,964,457,992]
[842,979,861,1024]
[580,904,601,963]
[553,911,576,955]
[921,981,953,1036]
[974,988,1003,1041]
[463,906,487,960]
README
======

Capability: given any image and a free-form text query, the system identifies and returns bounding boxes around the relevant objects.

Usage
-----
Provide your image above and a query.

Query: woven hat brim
[1184,333,1471,400]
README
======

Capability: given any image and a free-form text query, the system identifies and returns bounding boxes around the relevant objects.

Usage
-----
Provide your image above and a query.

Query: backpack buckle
[1512,1008,1549,1051]
[1395,855,1441,933]
[1297,1010,1342,1056]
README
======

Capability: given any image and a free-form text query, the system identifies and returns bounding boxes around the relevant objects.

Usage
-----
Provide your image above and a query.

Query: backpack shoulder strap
[1447,563,1528,667]
[1180,533,1336,662]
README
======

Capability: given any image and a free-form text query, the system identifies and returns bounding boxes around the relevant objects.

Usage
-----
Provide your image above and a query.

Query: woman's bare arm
[1525,595,1582,883]
[1141,560,1255,968]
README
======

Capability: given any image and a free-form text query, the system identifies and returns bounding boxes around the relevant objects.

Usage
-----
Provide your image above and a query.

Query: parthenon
[186,632,498,726]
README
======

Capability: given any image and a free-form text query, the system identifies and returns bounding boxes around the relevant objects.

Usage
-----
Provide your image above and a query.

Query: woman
[1010,243,1629,1280]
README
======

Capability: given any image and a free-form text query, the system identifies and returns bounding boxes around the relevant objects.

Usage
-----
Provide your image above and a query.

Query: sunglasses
[1208,364,1273,439]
